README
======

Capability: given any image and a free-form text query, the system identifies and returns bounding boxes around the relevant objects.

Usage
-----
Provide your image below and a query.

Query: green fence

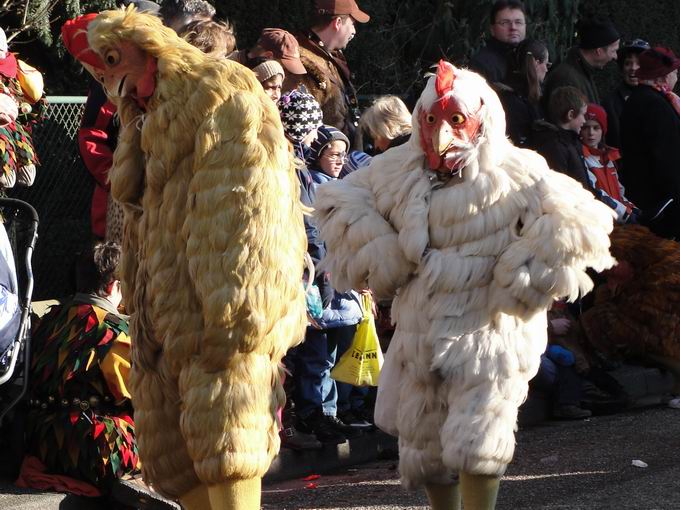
[9,96,93,301]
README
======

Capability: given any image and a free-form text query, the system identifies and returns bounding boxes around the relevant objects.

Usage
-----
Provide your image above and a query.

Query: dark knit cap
[278,88,323,143]
[309,125,350,166]
[578,18,620,50]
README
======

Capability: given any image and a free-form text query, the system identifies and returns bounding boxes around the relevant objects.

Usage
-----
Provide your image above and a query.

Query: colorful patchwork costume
[26,294,139,488]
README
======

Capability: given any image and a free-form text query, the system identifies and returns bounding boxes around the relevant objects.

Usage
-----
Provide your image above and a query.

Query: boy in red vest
[581,103,639,223]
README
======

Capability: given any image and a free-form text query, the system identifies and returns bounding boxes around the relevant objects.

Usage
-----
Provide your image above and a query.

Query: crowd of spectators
[1,0,680,502]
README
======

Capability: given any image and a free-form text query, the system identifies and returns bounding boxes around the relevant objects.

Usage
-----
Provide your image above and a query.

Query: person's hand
[358,288,378,316]
[550,317,571,335]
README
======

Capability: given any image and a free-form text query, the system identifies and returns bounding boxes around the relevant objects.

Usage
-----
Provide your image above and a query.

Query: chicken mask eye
[425,113,436,124]
[104,49,121,66]
[451,113,465,125]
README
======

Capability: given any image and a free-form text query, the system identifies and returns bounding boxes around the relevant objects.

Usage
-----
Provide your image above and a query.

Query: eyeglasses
[495,19,525,27]
[323,151,347,161]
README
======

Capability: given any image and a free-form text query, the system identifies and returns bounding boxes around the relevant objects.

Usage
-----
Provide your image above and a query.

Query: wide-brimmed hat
[257,28,306,75]
[314,0,370,23]
[636,46,680,80]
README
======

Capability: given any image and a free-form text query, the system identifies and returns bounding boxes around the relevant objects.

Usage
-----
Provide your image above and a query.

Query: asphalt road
[262,406,680,509]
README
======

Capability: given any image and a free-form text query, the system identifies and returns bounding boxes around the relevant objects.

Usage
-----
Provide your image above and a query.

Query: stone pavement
[0,362,674,509]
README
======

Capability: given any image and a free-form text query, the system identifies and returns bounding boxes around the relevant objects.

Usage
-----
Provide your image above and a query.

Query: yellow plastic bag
[331,293,383,386]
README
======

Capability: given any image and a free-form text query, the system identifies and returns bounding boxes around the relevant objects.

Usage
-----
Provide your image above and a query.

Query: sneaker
[324,415,363,438]
[553,404,592,420]
[667,397,680,409]
[338,410,373,428]
[297,413,347,445]
[280,426,323,450]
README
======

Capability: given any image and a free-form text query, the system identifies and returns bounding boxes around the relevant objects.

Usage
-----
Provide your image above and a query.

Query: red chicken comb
[61,13,104,70]
[435,60,455,99]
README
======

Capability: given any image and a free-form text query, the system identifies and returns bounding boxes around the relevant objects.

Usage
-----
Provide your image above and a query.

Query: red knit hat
[585,103,608,135]
[636,47,680,80]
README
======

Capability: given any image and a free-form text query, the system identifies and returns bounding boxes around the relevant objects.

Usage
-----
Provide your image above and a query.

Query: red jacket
[78,82,118,238]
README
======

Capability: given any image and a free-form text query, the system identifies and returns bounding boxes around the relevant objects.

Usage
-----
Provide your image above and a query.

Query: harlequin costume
[25,294,139,488]
[0,30,47,188]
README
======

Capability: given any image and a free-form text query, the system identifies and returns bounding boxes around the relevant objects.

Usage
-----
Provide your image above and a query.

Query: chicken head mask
[61,13,157,107]
[419,60,484,174]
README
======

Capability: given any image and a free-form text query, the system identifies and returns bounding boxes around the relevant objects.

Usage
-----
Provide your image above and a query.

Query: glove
[546,345,575,367]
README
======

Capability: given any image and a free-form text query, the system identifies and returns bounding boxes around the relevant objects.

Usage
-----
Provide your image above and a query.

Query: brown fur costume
[581,224,680,362]
[86,9,307,498]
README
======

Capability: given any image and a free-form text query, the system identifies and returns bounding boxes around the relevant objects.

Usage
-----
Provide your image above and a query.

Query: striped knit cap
[308,125,350,167]
[278,88,323,143]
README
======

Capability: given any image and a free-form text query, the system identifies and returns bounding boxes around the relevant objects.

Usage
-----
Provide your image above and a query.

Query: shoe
[667,397,680,409]
[338,410,373,428]
[297,413,347,445]
[324,415,363,438]
[110,478,181,510]
[280,426,323,450]
[553,404,592,420]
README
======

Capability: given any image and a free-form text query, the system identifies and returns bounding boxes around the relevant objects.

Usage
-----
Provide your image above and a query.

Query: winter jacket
[78,81,119,238]
[469,37,517,85]
[530,121,591,190]
[543,47,600,105]
[582,144,636,223]
[308,168,362,329]
[620,84,680,239]
[296,31,360,145]
[602,83,634,149]
[498,87,543,147]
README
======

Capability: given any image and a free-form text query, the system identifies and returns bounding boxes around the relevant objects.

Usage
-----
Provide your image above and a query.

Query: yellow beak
[432,121,454,155]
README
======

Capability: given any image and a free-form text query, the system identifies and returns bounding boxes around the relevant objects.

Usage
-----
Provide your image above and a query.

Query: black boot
[297,411,347,445]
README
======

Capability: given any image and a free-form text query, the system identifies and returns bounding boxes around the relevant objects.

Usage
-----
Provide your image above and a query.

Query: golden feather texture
[88,8,307,498]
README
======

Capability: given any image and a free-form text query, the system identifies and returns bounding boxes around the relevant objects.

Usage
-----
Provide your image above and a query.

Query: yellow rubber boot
[459,471,500,510]
[179,484,210,510]
[207,477,261,509]
[424,482,461,510]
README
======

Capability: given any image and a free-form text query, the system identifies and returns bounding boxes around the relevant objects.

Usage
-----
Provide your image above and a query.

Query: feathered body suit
[74,10,307,498]
[313,64,615,487]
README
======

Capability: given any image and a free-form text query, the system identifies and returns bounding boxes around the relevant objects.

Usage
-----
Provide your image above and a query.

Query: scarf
[650,82,680,117]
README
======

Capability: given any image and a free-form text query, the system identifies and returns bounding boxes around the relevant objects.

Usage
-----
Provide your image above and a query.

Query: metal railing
[8,96,93,301]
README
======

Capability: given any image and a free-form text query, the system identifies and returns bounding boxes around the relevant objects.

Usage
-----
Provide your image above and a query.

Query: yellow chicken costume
[61,8,307,509]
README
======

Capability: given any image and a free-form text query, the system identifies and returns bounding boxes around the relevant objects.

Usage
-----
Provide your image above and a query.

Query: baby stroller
[0,198,38,475]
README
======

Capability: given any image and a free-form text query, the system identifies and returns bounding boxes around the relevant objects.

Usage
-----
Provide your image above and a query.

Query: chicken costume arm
[313,163,417,300]
[491,152,617,318]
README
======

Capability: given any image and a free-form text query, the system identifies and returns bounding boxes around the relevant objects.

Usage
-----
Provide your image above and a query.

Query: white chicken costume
[313,61,616,508]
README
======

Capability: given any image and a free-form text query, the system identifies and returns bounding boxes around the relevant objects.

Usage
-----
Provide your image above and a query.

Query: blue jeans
[292,324,357,418]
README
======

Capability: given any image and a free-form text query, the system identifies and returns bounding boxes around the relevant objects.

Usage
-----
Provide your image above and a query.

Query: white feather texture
[313,65,615,487]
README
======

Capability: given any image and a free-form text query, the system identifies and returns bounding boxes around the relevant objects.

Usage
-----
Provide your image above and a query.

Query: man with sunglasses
[469,0,527,86]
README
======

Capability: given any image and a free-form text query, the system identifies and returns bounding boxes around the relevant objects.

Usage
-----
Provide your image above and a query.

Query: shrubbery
[4,0,679,99]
